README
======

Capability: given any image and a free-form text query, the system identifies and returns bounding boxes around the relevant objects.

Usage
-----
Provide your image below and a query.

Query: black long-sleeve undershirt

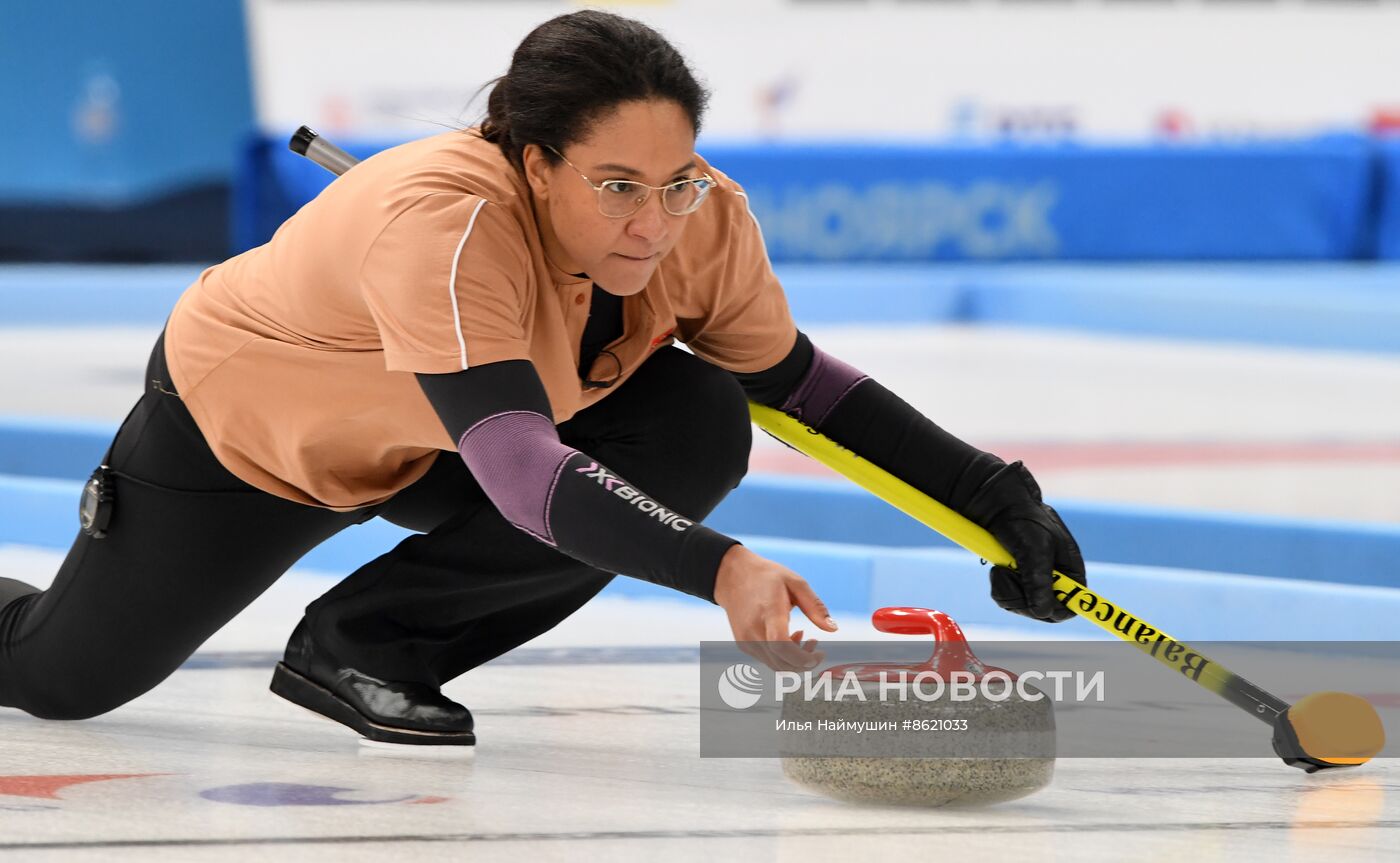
[736,332,1005,513]
[416,361,737,602]
[416,311,1002,602]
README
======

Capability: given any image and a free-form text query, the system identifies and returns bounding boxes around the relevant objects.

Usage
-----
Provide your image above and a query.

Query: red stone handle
[872,607,969,643]
[823,608,1007,681]
[875,607,991,678]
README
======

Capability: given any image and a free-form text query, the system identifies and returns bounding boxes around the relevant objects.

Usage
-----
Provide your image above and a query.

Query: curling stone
[781,607,1055,807]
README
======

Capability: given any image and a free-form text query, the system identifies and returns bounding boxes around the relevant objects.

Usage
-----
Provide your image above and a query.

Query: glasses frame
[546,145,716,218]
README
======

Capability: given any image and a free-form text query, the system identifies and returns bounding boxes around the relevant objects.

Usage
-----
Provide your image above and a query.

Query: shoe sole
[270,662,477,747]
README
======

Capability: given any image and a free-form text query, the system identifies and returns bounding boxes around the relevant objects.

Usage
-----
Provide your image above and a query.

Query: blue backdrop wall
[236,132,1389,262]
[1376,140,1400,261]
[0,1,254,260]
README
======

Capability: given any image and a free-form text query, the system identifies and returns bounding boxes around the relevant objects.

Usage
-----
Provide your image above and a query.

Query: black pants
[0,333,750,720]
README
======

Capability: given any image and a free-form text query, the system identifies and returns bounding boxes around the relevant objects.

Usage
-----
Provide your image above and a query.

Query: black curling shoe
[270,618,476,747]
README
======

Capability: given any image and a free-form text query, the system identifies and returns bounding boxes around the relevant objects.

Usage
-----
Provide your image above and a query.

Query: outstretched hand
[712,544,838,671]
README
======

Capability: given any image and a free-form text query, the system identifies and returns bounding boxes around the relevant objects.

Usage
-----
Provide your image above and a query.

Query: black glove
[960,461,1085,623]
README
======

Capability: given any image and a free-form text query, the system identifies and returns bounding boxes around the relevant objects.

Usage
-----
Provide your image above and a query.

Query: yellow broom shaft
[749,402,1289,719]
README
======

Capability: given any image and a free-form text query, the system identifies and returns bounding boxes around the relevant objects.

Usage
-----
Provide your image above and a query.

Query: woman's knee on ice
[10,666,151,721]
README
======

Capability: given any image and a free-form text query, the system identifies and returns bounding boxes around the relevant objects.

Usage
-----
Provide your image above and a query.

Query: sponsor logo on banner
[747,181,1060,260]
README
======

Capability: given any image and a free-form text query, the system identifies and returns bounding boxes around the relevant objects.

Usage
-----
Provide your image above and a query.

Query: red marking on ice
[0,774,167,800]
[409,795,450,805]
[750,441,1400,477]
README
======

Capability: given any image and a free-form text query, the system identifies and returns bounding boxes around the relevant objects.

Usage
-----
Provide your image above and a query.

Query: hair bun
[476,10,708,171]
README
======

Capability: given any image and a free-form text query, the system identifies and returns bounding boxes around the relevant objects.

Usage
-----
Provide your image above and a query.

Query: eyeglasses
[547,145,716,218]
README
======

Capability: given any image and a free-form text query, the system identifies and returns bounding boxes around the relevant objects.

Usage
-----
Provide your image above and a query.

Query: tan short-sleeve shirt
[165,131,796,511]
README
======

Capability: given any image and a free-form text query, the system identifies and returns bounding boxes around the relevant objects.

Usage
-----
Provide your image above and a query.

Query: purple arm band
[456,410,576,546]
[779,345,870,427]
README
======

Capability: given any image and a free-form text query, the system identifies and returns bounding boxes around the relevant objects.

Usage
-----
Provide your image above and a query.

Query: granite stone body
[779,675,1056,806]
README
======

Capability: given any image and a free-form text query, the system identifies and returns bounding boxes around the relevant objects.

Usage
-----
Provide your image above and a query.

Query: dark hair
[479,10,710,170]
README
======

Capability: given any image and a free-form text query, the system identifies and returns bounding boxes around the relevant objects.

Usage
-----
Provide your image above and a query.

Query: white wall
[245,0,1400,140]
